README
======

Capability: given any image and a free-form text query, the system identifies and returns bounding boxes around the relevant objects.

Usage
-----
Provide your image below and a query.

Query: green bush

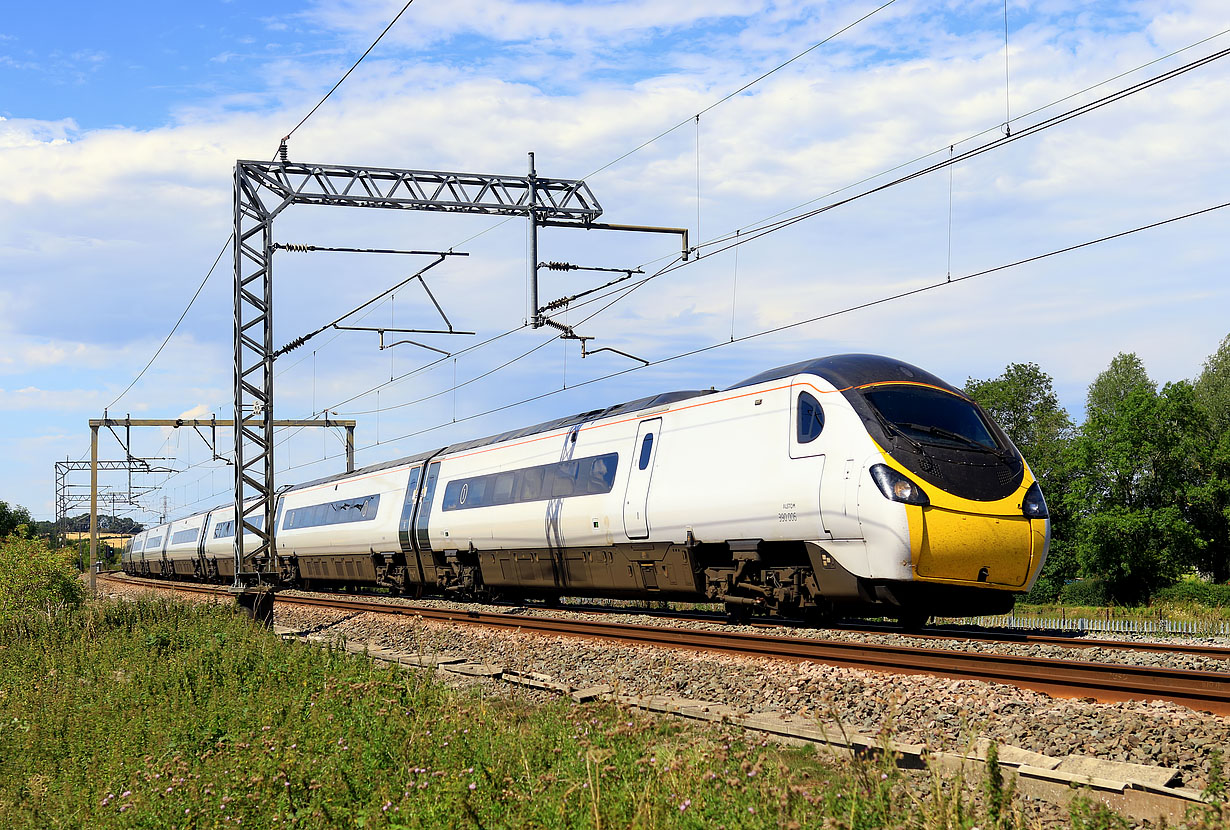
[0,533,85,627]
[1154,579,1230,608]
[1059,578,1111,607]
[1021,576,1062,604]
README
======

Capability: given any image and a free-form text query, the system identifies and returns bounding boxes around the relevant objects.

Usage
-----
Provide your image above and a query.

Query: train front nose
[909,505,1047,588]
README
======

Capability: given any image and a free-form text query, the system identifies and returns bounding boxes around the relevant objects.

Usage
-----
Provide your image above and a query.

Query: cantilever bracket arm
[539,317,649,366]
[330,325,474,357]
[538,220,690,261]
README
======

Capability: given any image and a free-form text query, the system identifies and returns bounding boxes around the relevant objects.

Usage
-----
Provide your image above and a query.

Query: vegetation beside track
[3,534,1230,827]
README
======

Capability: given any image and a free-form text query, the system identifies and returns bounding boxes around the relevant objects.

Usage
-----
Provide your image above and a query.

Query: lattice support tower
[231,157,605,586]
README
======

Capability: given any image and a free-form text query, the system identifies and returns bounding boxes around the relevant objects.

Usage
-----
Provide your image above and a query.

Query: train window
[550,460,579,497]
[284,494,382,530]
[864,385,1000,451]
[493,472,516,504]
[638,434,654,470]
[589,456,616,490]
[171,528,199,545]
[518,467,545,501]
[146,536,162,549]
[442,452,620,511]
[213,515,266,536]
[797,392,825,443]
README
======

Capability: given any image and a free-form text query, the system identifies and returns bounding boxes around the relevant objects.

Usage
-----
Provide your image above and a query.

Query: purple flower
[468,782,476,791]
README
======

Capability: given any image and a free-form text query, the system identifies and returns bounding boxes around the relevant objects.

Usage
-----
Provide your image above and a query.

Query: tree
[0,501,32,538]
[966,363,1077,599]
[1068,356,1205,603]
[1191,334,1230,582]
[1085,352,1154,420]
[0,533,85,626]
[1195,334,1230,434]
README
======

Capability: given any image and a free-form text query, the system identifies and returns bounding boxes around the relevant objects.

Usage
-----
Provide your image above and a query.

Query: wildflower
[382,802,392,812]
[121,791,132,798]
[880,773,889,780]
[748,807,756,814]
[747,770,757,778]
[679,799,692,812]
[468,782,477,791]
[466,767,473,774]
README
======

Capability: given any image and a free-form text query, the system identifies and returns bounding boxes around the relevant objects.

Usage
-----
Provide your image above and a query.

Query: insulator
[279,140,289,163]
[543,261,578,271]
[282,334,309,353]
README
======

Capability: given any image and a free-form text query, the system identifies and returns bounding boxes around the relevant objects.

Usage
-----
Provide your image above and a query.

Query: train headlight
[870,464,930,506]
[1022,481,1049,519]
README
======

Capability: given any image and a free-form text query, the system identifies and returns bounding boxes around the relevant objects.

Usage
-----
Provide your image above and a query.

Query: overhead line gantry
[231,152,686,590]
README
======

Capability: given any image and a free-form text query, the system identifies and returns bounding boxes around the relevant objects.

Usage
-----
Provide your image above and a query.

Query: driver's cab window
[797,392,824,443]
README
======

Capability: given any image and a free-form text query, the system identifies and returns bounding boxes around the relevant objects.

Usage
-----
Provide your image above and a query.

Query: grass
[2,598,1228,828]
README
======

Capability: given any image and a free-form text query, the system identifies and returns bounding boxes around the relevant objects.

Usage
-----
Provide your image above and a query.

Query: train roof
[726,353,962,395]
[287,387,716,492]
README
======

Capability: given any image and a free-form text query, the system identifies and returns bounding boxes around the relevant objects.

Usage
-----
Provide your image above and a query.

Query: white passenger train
[124,354,1050,624]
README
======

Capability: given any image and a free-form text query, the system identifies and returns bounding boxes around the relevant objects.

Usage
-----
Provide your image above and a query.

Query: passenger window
[551,461,579,497]
[638,434,654,470]
[493,473,515,504]
[797,392,824,444]
[519,467,544,501]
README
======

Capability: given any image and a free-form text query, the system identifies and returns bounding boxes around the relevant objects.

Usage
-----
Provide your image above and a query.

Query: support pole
[345,426,355,473]
[527,152,540,328]
[89,425,98,596]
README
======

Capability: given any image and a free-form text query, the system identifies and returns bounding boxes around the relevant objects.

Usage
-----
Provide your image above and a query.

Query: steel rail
[276,594,1230,715]
[100,575,1230,714]
[837,621,1230,660]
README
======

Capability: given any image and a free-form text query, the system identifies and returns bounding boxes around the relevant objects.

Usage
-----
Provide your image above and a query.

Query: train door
[790,380,833,539]
[623,418,661,540]
[397,466,424,582]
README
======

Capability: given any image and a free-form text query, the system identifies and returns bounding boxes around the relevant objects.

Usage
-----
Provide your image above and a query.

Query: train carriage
[131,354,1050,626]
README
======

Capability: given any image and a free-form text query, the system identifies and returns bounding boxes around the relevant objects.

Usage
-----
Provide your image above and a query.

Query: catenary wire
[138,29,1230,517]
[584,0,901,180]
[283,199,1229,471]
[106,234,232,411]
[281,0,417,146]
[302,39,1230,432]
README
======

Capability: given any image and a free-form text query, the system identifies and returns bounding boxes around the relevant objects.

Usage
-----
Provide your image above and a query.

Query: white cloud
[2,0,1227,523]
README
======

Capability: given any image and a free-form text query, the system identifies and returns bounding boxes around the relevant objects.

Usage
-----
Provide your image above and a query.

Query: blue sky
[2,0,1228,524]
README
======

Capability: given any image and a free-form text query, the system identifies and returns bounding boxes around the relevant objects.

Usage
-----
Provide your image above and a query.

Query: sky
[2,0,1228,525]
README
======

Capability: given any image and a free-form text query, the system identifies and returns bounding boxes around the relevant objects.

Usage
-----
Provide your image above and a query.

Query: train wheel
[897,611,929,632]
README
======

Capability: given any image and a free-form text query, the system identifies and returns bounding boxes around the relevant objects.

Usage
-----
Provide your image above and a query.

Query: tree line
[966,334,1230,605]
[0,503,144,546]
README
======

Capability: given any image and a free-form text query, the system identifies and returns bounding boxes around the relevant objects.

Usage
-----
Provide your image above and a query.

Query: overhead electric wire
[281,0,417,145]
[106,234,232,411]
[292,199,1229,470]
[137,24,1230,519]
[307,37,1230,433]
[584,0,901,180]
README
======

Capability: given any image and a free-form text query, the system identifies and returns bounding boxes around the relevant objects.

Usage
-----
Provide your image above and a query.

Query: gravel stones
[272,601,1230,791]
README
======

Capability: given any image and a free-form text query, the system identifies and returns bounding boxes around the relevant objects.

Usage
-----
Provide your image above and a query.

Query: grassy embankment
[7,595,1212,829]
[1,529,1227,829]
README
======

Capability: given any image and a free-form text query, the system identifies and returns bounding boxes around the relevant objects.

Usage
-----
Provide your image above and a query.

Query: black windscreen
[864,386,1000,451]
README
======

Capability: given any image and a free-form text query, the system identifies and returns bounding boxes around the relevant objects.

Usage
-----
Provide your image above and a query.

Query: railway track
[100,574,1230,715]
